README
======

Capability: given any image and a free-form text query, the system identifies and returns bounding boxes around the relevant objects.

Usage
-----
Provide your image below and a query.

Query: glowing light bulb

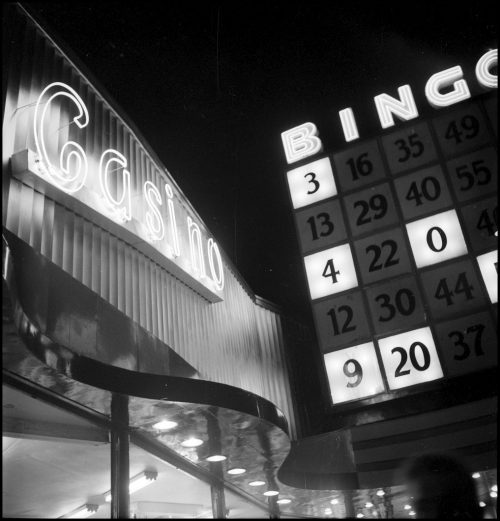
[227,468,246,475]
[152,419,178,430]
[472,472,481,479]
[181,437,203,448]
[206,455,226,462]
[376,490,385,497]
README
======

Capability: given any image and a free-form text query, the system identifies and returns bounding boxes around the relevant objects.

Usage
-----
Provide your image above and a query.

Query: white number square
[406,209,468,268]
[304,243,358,300]
[477,250,498,303]
[324,342,385,405]
[287,157,337,209]
[377,327,443,390]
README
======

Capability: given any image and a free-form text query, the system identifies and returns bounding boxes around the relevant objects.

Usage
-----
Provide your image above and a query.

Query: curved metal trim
[2,229,289,435]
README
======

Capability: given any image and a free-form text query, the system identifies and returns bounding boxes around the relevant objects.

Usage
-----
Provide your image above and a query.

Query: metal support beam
[211,481,226,519]
[343,490,355,518]
[111,393,129,519]
[3,416,109,443]
[268,496,280,519]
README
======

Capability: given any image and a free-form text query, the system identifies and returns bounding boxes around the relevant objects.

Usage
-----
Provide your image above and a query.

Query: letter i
[165,184,180,257]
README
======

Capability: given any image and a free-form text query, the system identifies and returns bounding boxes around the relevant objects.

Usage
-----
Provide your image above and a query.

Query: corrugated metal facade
[2,5,305,438]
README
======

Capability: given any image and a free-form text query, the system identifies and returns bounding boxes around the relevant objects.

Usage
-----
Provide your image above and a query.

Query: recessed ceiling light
[479,501,486,507]
[356,514,364,519]
[490,491,497,498]
[472,472,481,479]
[324,507,332,515]
[206,455,226,462]
[181,437,203,448]
[365,502,373,508]
[249,480,266,487]
[409,511,415,516]
[227,468,246,475]
[263,490,279,496]
[330,499,339,505]
[277,498,291,504]
[404,505,411,510]
[152,419,178,430]
[492,485,498,492]
[376,490,385,497]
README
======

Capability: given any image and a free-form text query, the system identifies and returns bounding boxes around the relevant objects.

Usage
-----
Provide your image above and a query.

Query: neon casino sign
[281,49,497,163]
[12,82,224,301]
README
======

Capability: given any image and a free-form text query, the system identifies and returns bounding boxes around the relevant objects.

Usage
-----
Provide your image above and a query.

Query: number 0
[426,226,447,252]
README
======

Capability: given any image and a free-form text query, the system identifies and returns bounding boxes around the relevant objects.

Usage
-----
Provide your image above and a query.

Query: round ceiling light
[365,502,373,508]
[404,505,412,510]
[206,455,226,462]
[472,472,481,479]
[180,437,203,448]
[376,490,385,497]
[227,468,246,475]
[249,480,266,487]
[330,499,339,505]
[277,498,291,505]
[263,490,279,497]
[152,419,178,430]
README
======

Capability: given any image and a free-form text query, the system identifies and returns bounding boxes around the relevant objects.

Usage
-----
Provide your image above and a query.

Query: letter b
[281,122,323,164]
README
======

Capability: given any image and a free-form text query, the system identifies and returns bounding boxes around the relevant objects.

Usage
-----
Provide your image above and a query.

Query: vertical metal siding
[3,5,300,438]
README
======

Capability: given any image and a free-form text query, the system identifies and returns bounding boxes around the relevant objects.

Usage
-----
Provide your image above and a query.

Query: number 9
[343,359,363,387]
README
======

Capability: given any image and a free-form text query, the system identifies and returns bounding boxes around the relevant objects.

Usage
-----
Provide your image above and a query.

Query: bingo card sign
[283,90,497,408]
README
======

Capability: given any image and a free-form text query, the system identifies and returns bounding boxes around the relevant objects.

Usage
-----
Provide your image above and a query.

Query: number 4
[322,259,340,283]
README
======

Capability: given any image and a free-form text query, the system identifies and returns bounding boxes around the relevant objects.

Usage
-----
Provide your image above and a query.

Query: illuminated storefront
[2,4,307,518]
[3,3,497,519]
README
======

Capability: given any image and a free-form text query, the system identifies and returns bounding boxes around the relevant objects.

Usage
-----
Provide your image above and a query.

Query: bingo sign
[282,54,497,408]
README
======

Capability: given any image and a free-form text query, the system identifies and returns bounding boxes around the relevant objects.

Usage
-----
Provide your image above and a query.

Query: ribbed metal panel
[3,5,300,437]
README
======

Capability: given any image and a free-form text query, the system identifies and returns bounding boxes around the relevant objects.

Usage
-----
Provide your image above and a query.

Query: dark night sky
[22,2,497,321]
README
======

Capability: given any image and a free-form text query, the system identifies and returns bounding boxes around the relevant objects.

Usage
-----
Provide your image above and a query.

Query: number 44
[435,272,474,306]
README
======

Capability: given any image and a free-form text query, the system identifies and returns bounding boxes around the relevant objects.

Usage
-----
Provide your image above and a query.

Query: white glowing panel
[324,342,385,404]
[406,210,468,268]
[304,244,358,300]
[477,250,498,303]
[281,122,323,164]
[378,327,443,390]
[287,157,337,209]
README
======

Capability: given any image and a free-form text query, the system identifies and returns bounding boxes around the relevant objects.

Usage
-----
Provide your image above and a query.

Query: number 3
[304,172,320,194]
